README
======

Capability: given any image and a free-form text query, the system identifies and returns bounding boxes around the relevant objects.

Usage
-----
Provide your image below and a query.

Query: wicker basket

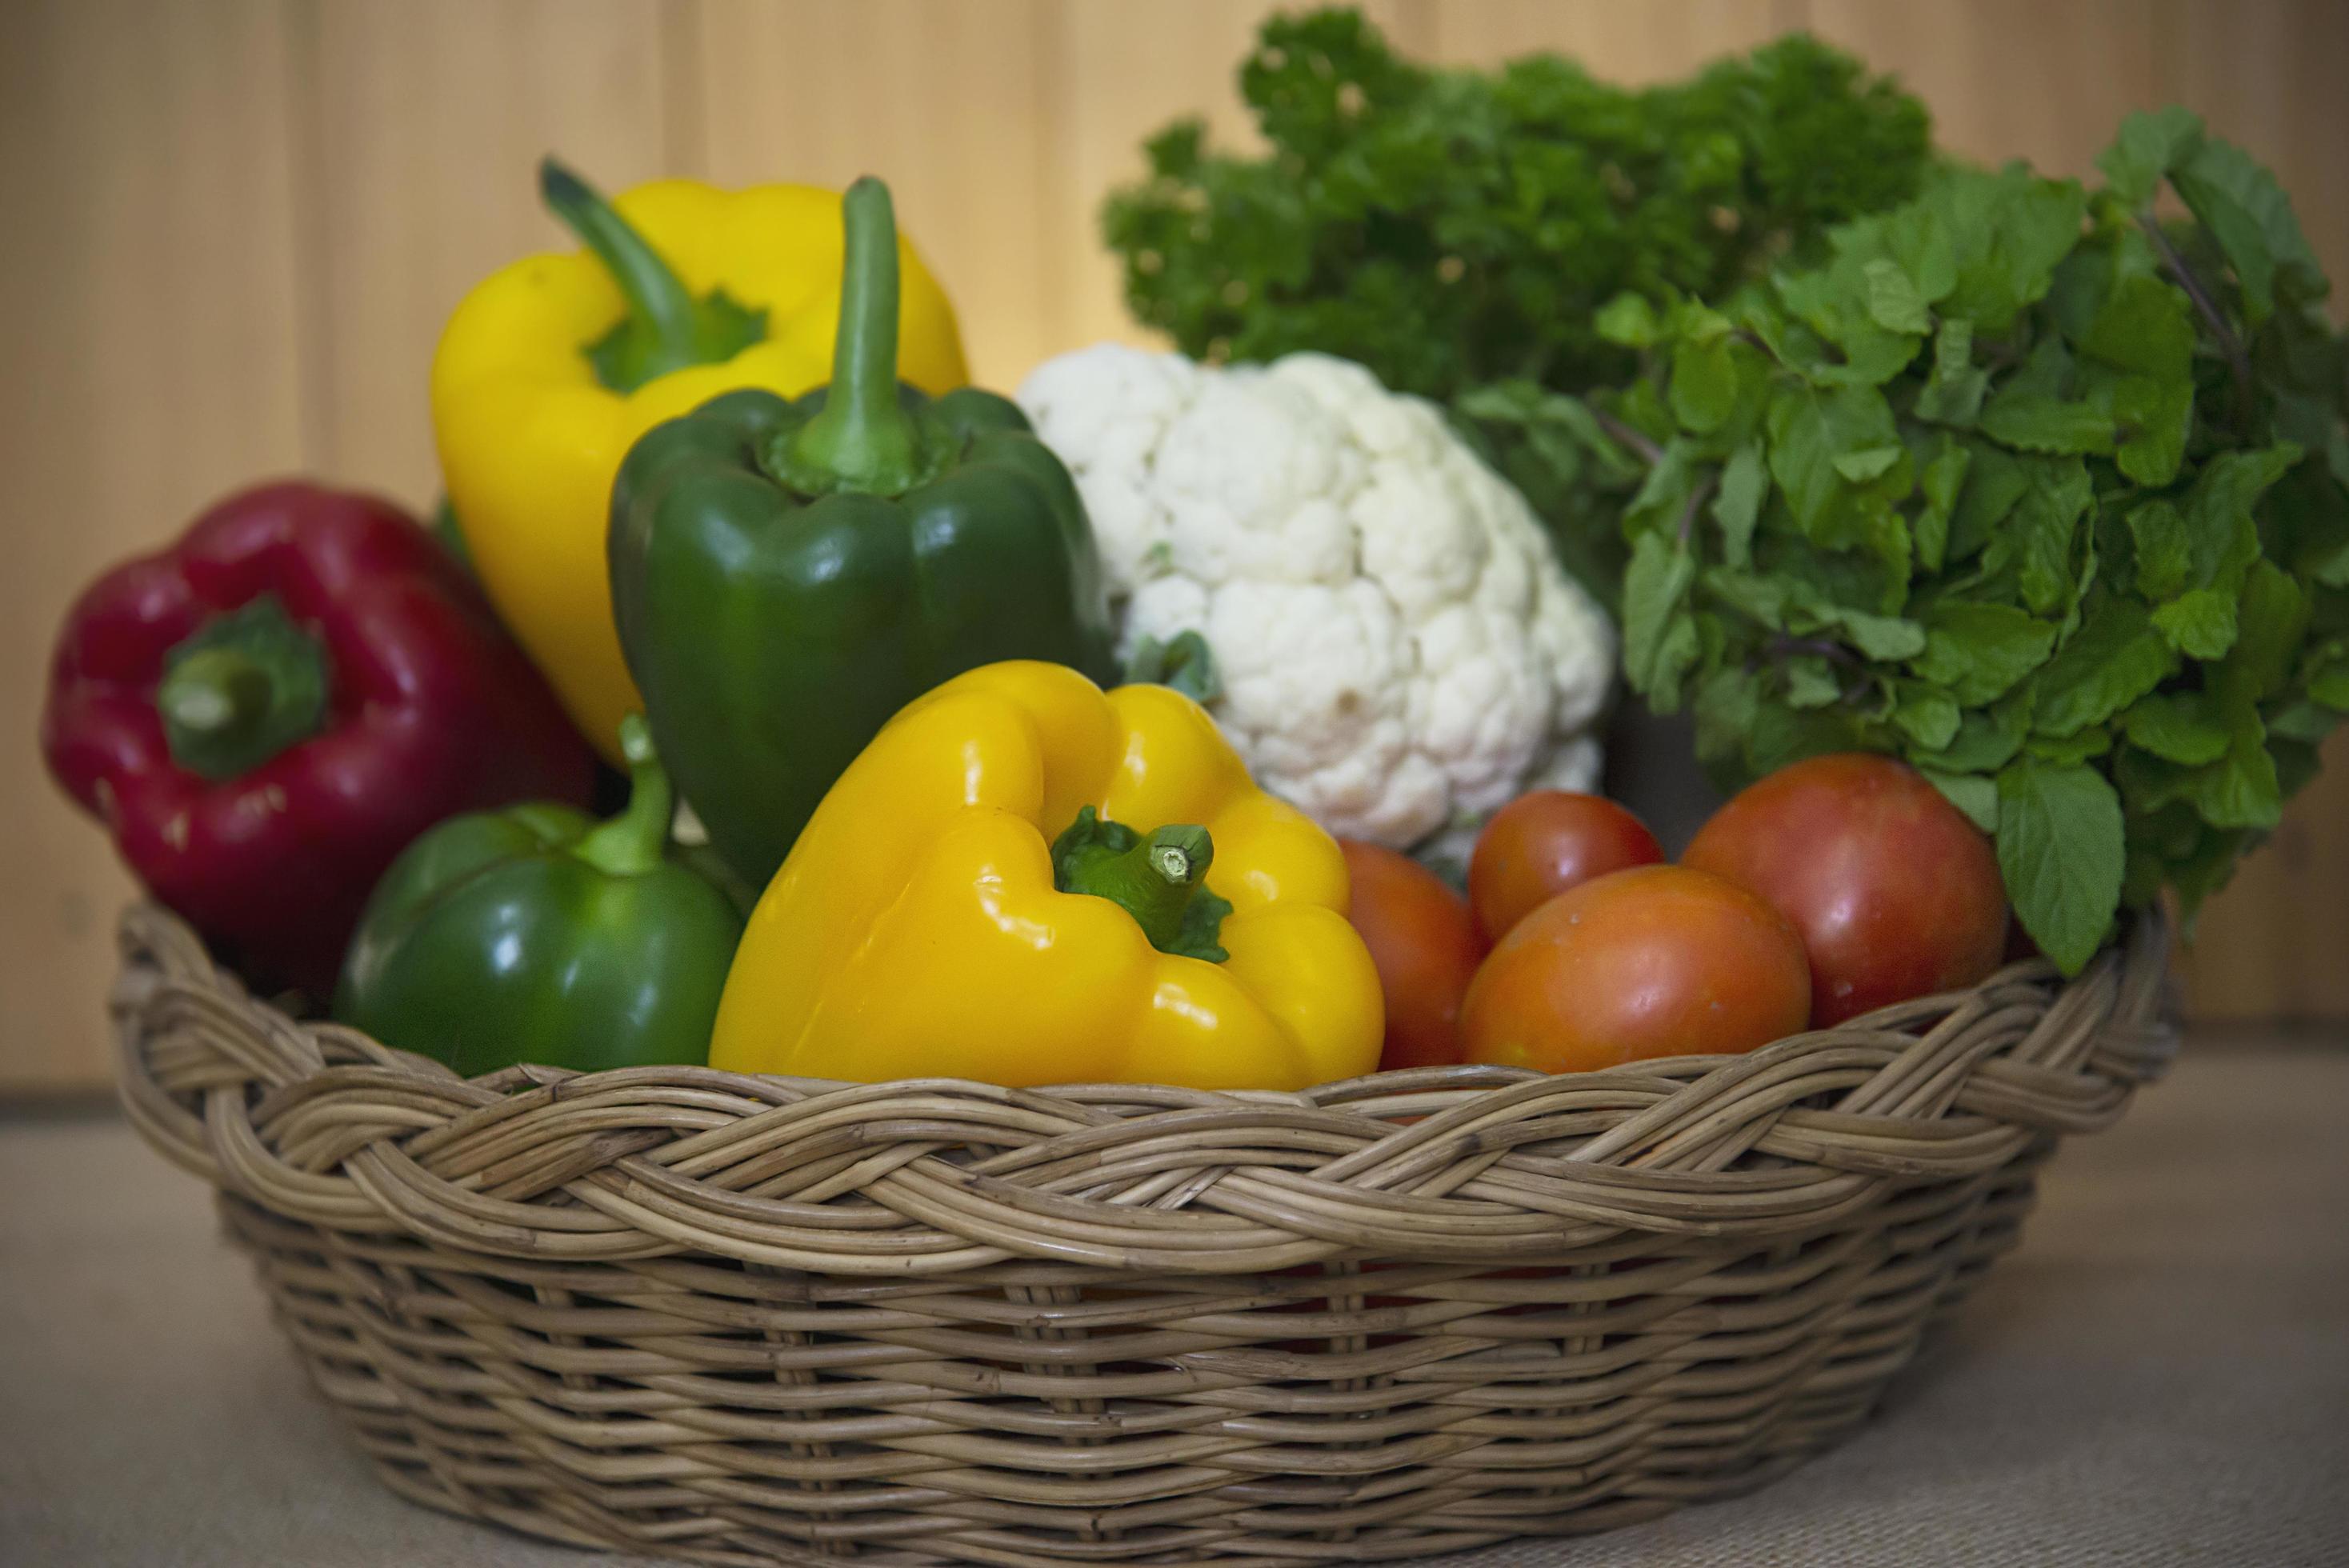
[112,901,2175,1566]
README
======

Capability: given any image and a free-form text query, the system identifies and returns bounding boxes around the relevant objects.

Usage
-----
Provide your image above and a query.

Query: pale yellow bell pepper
[710,662,1383,1090]
[431,162,969,762]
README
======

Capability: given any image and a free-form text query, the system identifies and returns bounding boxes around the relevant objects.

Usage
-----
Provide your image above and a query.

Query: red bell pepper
[42,481,597,993]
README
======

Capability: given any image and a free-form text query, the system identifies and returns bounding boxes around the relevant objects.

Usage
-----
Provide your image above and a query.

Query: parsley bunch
[1102,9,1930,600]
[1527,110,2347,972]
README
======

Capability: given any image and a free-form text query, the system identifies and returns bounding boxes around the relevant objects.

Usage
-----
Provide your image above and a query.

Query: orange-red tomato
[1469,791,1662,943]
[1340,840,1487,1071]
[1462,864,1811,1074]
[1683,752,2009,1026]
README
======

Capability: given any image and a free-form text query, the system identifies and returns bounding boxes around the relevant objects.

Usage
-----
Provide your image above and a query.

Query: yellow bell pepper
[710,662,1383,1090]
[430,161,970,761]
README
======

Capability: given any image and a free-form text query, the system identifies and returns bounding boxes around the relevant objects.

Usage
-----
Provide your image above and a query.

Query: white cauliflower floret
[1019,346,1614,850]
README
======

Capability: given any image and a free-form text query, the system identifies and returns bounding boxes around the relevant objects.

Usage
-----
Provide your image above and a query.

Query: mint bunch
[1529,110,2347,972]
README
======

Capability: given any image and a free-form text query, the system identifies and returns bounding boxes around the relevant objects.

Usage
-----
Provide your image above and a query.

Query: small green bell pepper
[609,175,1115,890]
[334,716,744,1076]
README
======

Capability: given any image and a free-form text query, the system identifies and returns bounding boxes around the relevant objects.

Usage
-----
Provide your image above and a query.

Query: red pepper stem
[539,158,700,371]
[782,177,923,495]
[158,650,273,750]
[155,594,332,781]
[574,714,673,878]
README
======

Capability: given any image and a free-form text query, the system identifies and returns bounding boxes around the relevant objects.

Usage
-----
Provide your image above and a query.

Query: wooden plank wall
[5,1,2343,1093]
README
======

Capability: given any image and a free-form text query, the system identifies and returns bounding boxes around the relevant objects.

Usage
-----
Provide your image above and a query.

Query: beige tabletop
[3,1043,2345,1567]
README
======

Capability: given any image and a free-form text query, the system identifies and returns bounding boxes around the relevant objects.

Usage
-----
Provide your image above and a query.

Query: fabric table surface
[2,1044,2343,1566]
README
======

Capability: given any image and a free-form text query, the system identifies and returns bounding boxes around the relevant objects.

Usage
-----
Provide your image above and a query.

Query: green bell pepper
[334,716,744,1076]
[609,176,1115,889]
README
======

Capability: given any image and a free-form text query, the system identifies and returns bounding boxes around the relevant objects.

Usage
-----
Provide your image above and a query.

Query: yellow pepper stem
[1051,806,1232,962]
[538,156,766,393]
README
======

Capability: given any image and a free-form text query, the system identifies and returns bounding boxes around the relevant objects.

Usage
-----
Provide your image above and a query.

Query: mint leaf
[1461,382,1648,487]
[1946,442,2028,563]
[1980,388,2118,455]
[2186,444,2302,542]
[1921,767,1999,832]
[2075,273,2196,485]
[2027,726,2114,766]
[1767,382,1900,534]
[2185,712,2283,830]
[1915,602,2057,706]
[1893,684,1962,749]
[1595,291,1663,347]
[1834,445,1905,483]
[1921,702,2031,773]
[1712,442,1767,568]
[2109,373,2194,486]
[2217,560,2311,704]
[1996,758,2125,975]
[1824,606,1927,660]
[1784,656,1844,708]
[1692,666,1762,772]
[1940,169,2091,333]
[2033,598,2178,736]
[1623,531,1699,706]
[2005,458,2092,615]
[1865,257,1932,334]
[1776,265,1922,386]
[2122,691,2231,765]
[1670,334,1740,432]
[2304,526,2349,590]
[1676,301,1735,343]
[2151,588,2239,659]
[1882,199,1959,303]
[2266,702,2339,743]
[2172,135,2328,326]
[1915,441,1971,574]
[1915,318,1990,429]
[2141,448,2293,655]
[2169,824,2251,930]
[1747,702,1870,778]
[2127,499,2191,598]
[2079,273,2195,378]
[1705,566,1791,627]
[2097,106,2203,207]
[1623,438,1702,536]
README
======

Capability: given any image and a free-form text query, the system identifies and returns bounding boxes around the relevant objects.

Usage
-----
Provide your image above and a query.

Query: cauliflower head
[1017,346,1614,851]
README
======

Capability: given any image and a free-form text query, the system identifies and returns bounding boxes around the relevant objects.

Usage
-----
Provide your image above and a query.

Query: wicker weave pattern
[113,903,2175,1566]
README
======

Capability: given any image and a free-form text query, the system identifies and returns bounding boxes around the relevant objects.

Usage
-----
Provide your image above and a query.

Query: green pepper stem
[157,595,332,781]
[780,177,923,495]
[574,714,674,878]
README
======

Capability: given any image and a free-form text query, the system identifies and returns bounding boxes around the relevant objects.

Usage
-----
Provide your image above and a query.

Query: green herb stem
[2137,210,2252,418]
[1594,408,1663,465]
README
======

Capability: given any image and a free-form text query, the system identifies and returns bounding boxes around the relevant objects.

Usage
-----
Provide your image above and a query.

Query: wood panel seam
[282,0,334,474]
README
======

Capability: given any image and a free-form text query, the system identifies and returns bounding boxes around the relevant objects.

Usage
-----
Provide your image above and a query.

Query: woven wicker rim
[112,902,2178,1278]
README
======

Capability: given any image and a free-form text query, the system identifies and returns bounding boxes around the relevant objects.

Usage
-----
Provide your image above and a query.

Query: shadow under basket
[112,902,2176,1567]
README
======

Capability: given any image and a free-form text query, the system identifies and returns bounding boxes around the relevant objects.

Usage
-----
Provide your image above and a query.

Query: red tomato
[1462,865,1811,1074]
[1468,791,1663,943]
[1340,840,1487,1071]
[1683,752,2009,1026]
